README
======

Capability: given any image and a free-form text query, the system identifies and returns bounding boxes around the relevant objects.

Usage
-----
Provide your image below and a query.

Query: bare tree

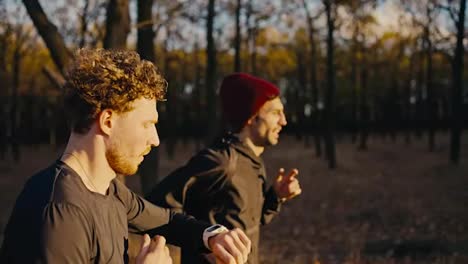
[2,3,38,162]
[244,1,272,75]
[438,0,466,164]
[403,0,442,151]
[79,0,106,48]
[205,0,217,144]
[342,0,377,146]
[103,0,130,49]
[358,34,370,150]
[22,0,72,74]
[234,0,242,72]
[449,0,466,164]
[423,2,437,152]
[135,0,160,195]
[301,0,322,157]
[323,0,337,168]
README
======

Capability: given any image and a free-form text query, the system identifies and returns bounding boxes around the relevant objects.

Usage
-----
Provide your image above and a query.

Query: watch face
[207,224,222,232]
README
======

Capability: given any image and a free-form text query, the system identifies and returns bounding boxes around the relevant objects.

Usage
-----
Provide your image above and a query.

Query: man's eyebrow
[145,119,158,124]
[269,107,283,112]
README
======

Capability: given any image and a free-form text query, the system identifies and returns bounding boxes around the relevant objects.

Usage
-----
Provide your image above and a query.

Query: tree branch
[22,0,72,74]
[437,3,458,26]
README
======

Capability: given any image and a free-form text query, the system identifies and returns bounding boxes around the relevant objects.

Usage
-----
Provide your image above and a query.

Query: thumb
[136,234,151,263]
[138,234,151,259]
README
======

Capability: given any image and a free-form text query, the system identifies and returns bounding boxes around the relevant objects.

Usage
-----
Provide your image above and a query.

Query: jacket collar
[219,133,266,176]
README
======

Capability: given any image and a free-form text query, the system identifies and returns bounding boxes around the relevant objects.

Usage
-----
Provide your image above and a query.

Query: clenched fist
[208,228,251,264]
[136,234,172,264]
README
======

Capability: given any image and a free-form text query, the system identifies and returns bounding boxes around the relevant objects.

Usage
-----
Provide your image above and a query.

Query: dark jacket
[147,133,283,264]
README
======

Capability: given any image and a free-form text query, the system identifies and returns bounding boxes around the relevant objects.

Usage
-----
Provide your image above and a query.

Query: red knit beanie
[220,73,280,132]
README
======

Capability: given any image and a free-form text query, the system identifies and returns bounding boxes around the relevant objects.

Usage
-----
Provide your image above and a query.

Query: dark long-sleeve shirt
[0,160,209,263]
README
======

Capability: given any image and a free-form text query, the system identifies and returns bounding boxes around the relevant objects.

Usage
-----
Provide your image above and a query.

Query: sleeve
[117,181,211,253]
[40,203,93,263]
[146,148,235,215]
[261,186,283,225]
[143,148,236,248]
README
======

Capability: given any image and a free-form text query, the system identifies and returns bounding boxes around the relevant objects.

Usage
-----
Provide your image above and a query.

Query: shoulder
[193,144,238,176]
[13,162,89,212]
[48,164,93,208]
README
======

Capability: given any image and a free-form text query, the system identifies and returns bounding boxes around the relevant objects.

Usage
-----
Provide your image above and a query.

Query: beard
[266,133,278,146]
[106,143,139,176]
[261,128,280,146]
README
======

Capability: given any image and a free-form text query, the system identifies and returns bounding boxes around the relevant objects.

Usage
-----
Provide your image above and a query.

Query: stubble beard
[106,143,139,176]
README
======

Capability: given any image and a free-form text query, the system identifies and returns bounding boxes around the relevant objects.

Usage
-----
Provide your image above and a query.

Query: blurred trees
[205,0,217,144]
[103,0,129,49]
[323,0,338,168]
[136,0,158,194]
[1,0,466,171]
[437,0,466,164]
[22,0,71,75]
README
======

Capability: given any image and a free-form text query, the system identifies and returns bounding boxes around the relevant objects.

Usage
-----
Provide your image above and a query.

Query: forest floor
[0,132,467,264]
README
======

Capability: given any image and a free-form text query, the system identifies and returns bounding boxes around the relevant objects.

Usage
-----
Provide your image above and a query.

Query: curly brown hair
[63,48,167,133]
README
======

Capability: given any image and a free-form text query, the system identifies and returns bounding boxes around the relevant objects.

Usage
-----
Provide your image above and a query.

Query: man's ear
[246,115,256,126]
[97,109,114,136]
[247,115,261,125]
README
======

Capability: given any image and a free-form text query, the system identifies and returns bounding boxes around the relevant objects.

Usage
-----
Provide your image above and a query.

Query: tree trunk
[234,0,242,72]
[424,7,435,152]
[358,37,369,151]
[323,0,336,169]
[450,0,465,164]
[302,0,322,157]
[245,0,257,76]
[136,0,159,195]
[103,0,130,49]
[404,52,415,145]
[250,23,257,75]
[350,34,358,144]
[295,48,307,142]
[415,40,425,139]
[79,0,90,48]
[193,40,204,151]
[163,35,178,160]
[104,0,130,184]
[0,25,9,158]
[11,46,21,162]
[205,0,217,145]
[22,0,72,74]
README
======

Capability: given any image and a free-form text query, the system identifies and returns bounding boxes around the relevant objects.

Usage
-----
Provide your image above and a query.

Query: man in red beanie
[146,73,302,264]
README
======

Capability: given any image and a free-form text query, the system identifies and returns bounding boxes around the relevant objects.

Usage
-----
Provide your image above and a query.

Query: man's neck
[61,132,116,195]
[237,132,264,157]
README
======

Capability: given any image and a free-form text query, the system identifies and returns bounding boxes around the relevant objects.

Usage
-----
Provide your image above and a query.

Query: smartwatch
[203,224,229,250]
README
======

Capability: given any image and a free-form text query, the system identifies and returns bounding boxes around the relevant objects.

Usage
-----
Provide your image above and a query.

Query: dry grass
[0,133,467,264]
[259,134,468,264]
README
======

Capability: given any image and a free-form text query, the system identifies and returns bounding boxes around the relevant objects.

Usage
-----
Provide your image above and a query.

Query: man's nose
[279,112,287,126]
[150,125,160,147]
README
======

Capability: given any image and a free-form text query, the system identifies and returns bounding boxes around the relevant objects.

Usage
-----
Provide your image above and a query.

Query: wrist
[272,187,286,203]
[202,224,229,250]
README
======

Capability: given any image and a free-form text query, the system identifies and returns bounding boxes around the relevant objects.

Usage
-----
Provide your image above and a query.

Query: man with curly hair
[0,49,251,264]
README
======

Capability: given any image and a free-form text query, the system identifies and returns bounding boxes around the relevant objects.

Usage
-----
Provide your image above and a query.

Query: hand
[208,228,251,264]
[273,168,301,202]
[136,234,172,264]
